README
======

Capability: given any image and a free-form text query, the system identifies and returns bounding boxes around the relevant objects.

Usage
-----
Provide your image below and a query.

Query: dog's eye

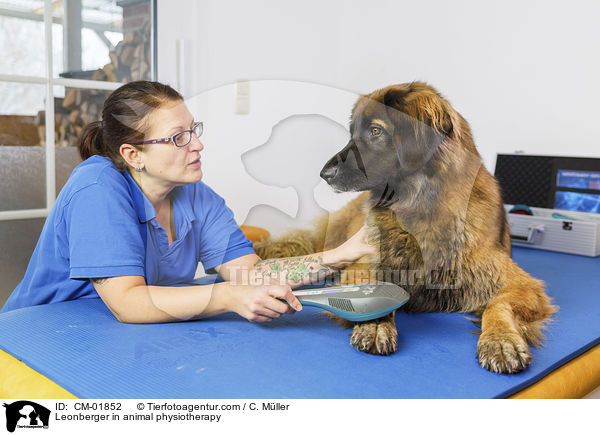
[370,126,382,136]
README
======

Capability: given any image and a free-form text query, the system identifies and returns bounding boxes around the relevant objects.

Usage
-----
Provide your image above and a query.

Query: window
[0,0,155,220]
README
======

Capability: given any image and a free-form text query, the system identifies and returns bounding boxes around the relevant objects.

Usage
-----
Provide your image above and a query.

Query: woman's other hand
[227,284,302,322]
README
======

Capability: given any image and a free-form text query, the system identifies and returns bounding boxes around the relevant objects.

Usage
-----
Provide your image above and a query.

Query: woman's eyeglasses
[132,122,203,148]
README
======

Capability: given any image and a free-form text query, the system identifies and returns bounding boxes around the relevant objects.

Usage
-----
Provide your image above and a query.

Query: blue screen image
[554,191,600,214]
[556,169,600,189]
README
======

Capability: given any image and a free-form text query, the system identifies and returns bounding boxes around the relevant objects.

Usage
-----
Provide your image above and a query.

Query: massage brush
[291,281,409,321]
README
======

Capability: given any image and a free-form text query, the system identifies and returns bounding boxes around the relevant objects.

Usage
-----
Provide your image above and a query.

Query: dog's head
[320,82,460,195]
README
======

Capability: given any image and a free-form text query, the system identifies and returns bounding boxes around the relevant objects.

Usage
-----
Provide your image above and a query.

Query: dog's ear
[384,86,453,136]
[383,86,452,173]
[383,86,410,113]
[423,98,453,137]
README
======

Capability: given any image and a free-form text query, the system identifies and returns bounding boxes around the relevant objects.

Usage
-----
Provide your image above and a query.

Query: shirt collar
[171,183,196,225]
[122,170,196,225]
[122,170,156,223]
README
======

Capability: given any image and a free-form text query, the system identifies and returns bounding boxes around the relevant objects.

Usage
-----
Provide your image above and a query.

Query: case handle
[510,224,545,244]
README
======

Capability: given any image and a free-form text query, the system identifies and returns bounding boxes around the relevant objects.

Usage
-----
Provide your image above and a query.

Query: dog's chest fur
[366,203,501,314]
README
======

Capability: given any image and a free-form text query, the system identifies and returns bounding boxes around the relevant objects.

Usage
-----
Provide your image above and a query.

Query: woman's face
[138,100,204,191]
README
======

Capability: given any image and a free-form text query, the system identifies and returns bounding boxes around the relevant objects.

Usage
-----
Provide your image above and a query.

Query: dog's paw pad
[350,322,377,352]
[477,332,531,374]
[350,321,397,355]
[375,322,397,355]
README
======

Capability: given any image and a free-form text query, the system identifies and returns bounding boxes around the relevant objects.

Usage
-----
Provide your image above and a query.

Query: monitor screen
[555,169,600,213]
[554,191,600,214]
[556,169,600,190]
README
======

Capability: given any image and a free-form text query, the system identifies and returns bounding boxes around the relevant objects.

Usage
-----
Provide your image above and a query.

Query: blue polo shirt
[2,156,254,313]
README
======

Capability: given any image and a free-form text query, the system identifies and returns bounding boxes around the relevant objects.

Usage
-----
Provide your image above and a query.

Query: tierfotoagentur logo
[3,401,50,433]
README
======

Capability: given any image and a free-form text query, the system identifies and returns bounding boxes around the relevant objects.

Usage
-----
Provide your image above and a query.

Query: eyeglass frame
[131,121,203,147]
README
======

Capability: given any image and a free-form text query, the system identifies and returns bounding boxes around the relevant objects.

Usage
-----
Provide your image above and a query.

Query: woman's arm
[93,226,374,324]
[216,225,376,289]
[91,275,301,324]
[216,252,343,289]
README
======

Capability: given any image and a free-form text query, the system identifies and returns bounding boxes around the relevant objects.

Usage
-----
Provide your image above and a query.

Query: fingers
[236,284,303,323]
[266,285,302,312]
[264,296,295,316]
[248,314,275,323]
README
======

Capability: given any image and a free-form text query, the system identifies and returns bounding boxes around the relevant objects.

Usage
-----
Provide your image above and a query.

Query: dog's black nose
[320,164,338,181]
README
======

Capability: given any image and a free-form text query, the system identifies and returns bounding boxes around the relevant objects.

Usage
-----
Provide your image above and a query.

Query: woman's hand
[332,224,378,266]
[227,284,302,322]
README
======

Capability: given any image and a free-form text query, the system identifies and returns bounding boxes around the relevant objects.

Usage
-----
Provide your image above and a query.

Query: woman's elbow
[105,305,132,323]
[100,299,141,324]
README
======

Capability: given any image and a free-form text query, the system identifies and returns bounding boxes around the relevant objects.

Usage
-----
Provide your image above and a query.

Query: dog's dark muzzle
[321,140,366,183]
[320,140,369,192]
[320,158,339,182]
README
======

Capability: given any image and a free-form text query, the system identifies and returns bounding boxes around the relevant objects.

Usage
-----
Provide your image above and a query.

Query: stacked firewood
[100,20,152,83]
[37,20,151,147]
[53,88,108,147]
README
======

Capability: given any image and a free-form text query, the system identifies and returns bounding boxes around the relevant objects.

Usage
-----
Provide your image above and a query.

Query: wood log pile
[0,115,39,146]
[53,88,108,147]
[37,20,151,147]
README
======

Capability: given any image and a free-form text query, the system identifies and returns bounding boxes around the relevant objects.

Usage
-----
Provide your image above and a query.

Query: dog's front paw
[477,331,531,374]
[350,317,397,355]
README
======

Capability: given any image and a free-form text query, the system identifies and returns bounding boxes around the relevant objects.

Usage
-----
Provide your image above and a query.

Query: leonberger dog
[254,82,556,374]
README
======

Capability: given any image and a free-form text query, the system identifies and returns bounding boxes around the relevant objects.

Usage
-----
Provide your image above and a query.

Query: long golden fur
[254,82,556,374]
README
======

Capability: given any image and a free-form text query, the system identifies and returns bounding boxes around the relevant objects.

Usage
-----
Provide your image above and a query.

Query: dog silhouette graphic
[3,401,50,432]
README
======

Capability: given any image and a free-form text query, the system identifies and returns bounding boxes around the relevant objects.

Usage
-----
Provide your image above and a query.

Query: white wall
[157,0,600,236]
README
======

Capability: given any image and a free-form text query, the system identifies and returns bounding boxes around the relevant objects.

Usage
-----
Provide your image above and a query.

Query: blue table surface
[0,247,599,399]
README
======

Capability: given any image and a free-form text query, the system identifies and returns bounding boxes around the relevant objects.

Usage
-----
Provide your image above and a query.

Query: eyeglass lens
[174,123,203,147]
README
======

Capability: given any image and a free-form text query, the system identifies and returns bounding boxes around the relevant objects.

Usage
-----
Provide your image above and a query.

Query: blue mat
[0,247,599,398]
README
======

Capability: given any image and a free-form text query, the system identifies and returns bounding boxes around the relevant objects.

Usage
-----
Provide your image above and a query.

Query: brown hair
[78,81,183,170]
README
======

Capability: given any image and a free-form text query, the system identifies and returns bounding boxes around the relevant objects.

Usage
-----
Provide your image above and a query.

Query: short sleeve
[64,182,146,279]
[196,184,255,270]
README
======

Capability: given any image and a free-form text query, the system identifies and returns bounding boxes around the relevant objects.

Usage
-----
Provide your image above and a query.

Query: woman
[2,81,373,323]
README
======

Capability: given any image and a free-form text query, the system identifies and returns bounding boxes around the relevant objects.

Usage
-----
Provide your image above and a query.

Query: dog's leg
[341,254,398,355]
[350,312,398,355]
[477,300,531,373]
[477,260,556,374]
